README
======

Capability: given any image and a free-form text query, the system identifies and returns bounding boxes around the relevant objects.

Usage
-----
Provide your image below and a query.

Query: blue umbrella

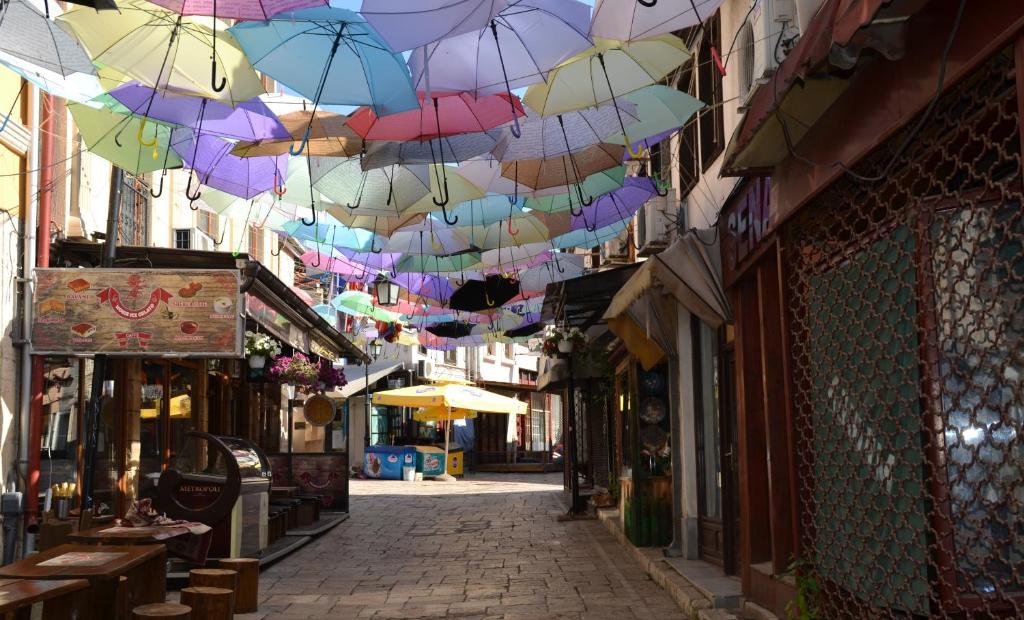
[230,7,418,156]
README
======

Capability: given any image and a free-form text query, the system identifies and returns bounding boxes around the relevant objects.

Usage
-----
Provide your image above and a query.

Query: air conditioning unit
[416,359,435,380]
[739,0,804,111]
[637,195,671,257]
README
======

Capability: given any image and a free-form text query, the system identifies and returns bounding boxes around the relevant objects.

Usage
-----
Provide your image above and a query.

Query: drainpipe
[23,95,56,547]
[15,87,42,556]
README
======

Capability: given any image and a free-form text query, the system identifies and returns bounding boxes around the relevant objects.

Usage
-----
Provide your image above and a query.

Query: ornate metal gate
[784,48,1023,617]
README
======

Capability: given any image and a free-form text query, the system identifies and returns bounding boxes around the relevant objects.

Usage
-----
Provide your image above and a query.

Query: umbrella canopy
[148,0,326,19]
[395,252,482,274]
[0,50,103,104]
[231,110,363,158]
[426,321,475,339]
[603,85,704,149]
[58,1,264,104]
[107,83,289,142]
[70,102,183,175]
[502,143,624,191]
[524,166,627,212]
[412,407,479,423]
[348,91,524,142]
[543,176,659,232]
[0,0,95,78]
[310,159,430,216]
[229,7,418,118]
[172,130,287,199]
[327,209,424,237]
[590,0,724,41]
[382,220,473,257]
[467,213,552,249]
[407,0,593,96]
[331,290,401,323]
[372,383,527,415]
[505,322,543,338]
[360,0,511,52]
[449,275,520,312]
[360,130,502,170]
[523,35,691,116]
[517,257,586,292]
[492,102,638,161]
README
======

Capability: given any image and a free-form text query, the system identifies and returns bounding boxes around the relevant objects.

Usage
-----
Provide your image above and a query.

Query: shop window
[174,228,191,249]
[40,360,80,492]
[197,209,218,241]
[118,172,149,246]
[696,12,724,171]
[528,393,549,452]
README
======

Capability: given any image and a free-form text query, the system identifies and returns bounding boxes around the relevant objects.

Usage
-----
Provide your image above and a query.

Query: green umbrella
[603,85,704,148]
[331,290,400,323]
[69,102,182,175]
[395,253,482,274]
[523,166,627,213]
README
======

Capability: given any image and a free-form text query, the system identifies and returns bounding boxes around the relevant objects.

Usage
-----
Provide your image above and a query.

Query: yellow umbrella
[412,407,477,423]
[374,383,526,478]
[58,1,264,105]
[523,35,690,156]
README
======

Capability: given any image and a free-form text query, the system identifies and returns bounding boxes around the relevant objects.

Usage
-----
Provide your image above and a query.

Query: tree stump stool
[188,568,237,612]
[218,558,259,613]
[132,602,192,619]
[179,586,232,620]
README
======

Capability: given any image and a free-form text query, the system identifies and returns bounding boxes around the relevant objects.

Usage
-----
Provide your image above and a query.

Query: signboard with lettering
[32,269,242,356]
[721,177,773,285]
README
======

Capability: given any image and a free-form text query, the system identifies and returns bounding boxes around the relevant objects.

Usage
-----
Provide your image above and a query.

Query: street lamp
[369,339,384,358]
[364,339,382,449]
[373,273,400,307]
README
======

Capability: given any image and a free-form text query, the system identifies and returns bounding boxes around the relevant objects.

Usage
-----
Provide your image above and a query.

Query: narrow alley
[246,474,687,619]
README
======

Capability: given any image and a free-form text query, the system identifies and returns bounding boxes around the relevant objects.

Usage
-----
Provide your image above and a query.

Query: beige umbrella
[231,110,364,158]
[501,143,625,191]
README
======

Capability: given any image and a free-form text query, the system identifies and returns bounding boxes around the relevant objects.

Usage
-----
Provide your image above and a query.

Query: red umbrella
[347,91,525,142]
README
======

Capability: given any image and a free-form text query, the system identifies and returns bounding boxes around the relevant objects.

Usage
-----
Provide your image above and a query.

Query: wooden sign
[303,394,336,427]
[32,269,242,356]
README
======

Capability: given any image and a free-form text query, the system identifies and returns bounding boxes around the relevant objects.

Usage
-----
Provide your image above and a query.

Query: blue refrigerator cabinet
[364,445,416,480]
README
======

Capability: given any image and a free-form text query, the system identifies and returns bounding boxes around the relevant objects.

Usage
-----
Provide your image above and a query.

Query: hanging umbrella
[523,35,690,156]
[327,209,424,238]
[69,102,182,175]
[382,221,473,257]
[310,159,430,218]
[426,321,475,339]
[603,85,705,152]
[331,290,401,323]
[172,129,287,200]
[229,6,419,156]
[551,219,629,249]
[590,0,724,41]
[449,275,520,312]
[0,50,103,104]
[524,166,627,212]
[278,217,378,253]
[231,110,363,158]
[360,0,511,52]
[107,83,288,142]
[394,273,455,305]
[0,0,95,77]
[503,143,624,191]
[467,212,553,249]
[505,322,543,338]
[395,252,482,274]
[478,242,552,269]
[407,0,593,131]
[360,130,502,170]
[492,101,638,161]
[348,91,524,142]
[444,195,528,229]
[518,257,586,292]
[543,176,658,233]
[58,1,264,104]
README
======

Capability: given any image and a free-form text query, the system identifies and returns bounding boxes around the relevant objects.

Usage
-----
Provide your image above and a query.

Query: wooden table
[0,544,166,618]
[69,525,213,564]
[0,578,90,620]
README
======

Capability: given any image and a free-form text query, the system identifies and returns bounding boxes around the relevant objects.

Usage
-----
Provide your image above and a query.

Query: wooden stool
[116,575,130,620]
[219,558,259,613]
[179,587,232,620]
[132,602,192,619]
[188,568,237,612]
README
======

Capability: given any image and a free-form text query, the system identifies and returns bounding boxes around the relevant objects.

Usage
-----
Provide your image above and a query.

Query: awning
[603,231,730,370]
[328,362,404,399]
[722,0,911,174]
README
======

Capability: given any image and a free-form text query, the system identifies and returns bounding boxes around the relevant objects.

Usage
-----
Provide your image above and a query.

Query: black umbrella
[449,275,520,312]
[426,321,475,339]
[505,322,542,338]
[40,0,118,18]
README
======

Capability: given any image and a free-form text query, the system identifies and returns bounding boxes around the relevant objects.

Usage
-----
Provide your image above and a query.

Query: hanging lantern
[373,273,400,307]
[369,339,384,358]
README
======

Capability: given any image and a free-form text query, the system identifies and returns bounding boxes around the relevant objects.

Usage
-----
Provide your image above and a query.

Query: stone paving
[239,473,687,619]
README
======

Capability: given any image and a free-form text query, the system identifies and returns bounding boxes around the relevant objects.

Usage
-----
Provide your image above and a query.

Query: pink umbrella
[147,0,328,93]
[346,91,525,142]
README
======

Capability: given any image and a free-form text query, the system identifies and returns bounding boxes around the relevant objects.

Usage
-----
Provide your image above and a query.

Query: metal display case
[158,432,271,558]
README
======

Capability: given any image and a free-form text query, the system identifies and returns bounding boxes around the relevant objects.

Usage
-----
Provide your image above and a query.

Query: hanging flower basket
[248,354,267,369]
[542,326,586,356]
[245,331,281,369]
[267,353,319,388]
[316,361,348,393]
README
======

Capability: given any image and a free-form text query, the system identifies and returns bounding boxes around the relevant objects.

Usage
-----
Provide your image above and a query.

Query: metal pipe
[25,94,56,540]
[364,361,370,448]
[566,357,582,514]
[16,85,41,555]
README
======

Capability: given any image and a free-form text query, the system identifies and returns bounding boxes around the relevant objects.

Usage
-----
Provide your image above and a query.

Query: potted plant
[266,352,319,388]
[543,326,586,355]
[317,361,348,393]
[244,331,281,369]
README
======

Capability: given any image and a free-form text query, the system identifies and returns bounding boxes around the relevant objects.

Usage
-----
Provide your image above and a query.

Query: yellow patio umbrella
[373,383,526,478]
[523,35,690,157]
[58,1,265,106]
[412,407,477,423]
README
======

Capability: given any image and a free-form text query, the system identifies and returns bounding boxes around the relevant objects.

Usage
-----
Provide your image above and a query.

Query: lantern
[373,273,400,307]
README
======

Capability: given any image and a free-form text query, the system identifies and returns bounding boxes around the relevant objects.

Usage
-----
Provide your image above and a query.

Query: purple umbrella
[172,129,287,200]
[569,177,658,232]
[360,0,510,53]
[109,83,289,142]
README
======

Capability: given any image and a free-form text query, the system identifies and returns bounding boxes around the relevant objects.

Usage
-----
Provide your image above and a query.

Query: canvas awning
[603,231,730,370]
[329,362,404,399]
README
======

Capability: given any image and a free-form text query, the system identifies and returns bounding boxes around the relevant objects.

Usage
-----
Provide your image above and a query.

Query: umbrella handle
[652,172,670,197]
[301,206,317,227]
[137,119,158,148]
[553,251,566,274]
[289,125,312,157]
[638,0,657,6]
[575,183,593,207]
[485,291,495,307]
[273,169,287,197]
[211,59,227,93]
[626,139,646,160]
[509,115,522,139]
[185,170,202,203]
[270,238,282,257]
[370,233,383,254]
[507,218,520,237]
[150,171,165,198]
[440,203,459,226]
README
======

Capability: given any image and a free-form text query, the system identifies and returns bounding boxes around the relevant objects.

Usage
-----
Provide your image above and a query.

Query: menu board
[33,269,242,356]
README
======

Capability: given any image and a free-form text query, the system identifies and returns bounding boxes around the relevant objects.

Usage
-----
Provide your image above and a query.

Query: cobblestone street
[242,473,685,619]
